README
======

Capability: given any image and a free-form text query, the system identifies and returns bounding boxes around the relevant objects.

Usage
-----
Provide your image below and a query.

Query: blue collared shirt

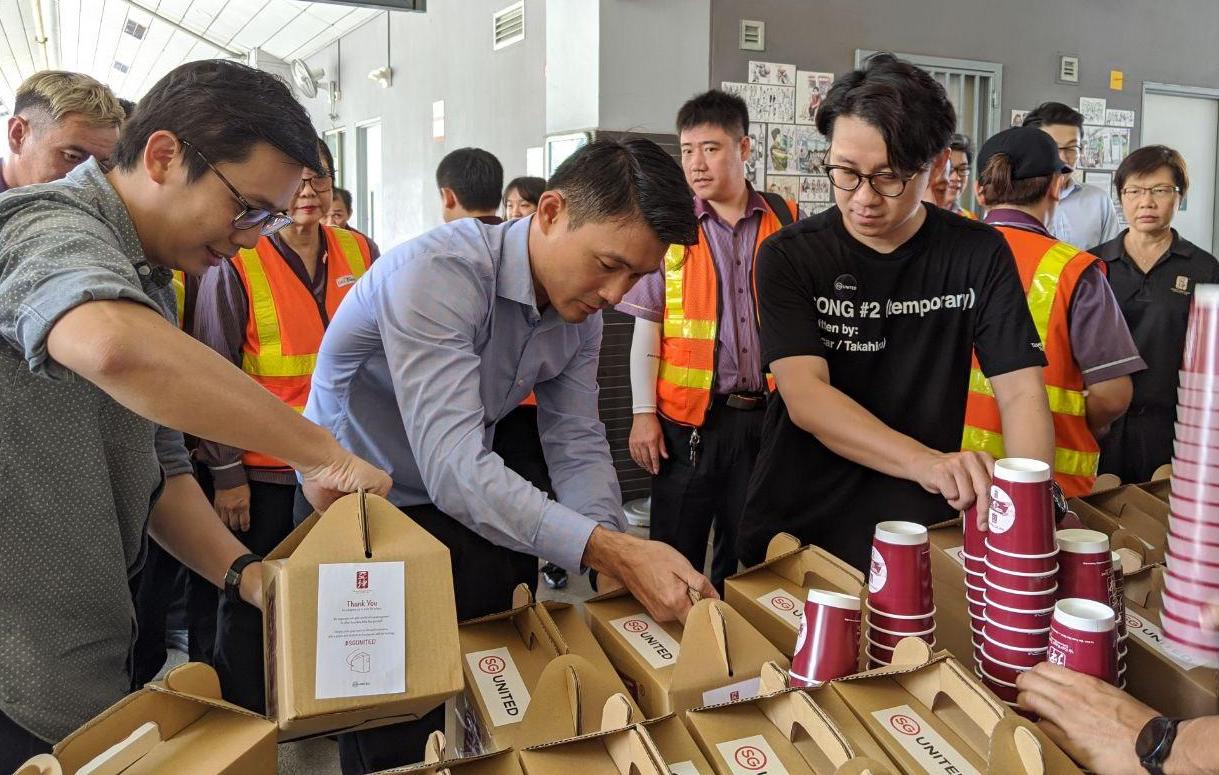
[1049,180,1121,250]
[305,216,624,572]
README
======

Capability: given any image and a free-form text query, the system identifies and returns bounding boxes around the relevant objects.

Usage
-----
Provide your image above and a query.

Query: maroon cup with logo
[987,458,1056,557]
[788,589,862,688]
[1057,529,1113,604]
[867,521,933,616]
[1047,598,1118,684]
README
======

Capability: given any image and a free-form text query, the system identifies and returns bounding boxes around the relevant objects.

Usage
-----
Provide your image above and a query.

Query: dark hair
[676,89,749,139]
[333,187,354,211]
[118,98,136,120]
[977,153,1054,207]
[1115,145,1189,197]
[503,176,546,208]
[316,137,334,178]
[949,133,973,164]
[1022,102,1084,130]
[548,137,697,246]
[436,147,503,212]
[815,52,956,175]
[113,60,321,181]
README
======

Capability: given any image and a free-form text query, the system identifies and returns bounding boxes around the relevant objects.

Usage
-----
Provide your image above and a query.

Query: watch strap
[224,553,262,604]
[1139,716,1184,774]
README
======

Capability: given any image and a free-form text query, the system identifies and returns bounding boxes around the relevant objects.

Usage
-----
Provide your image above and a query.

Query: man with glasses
[736,53,1055,572]
[194,138,373,712]
[946,133,978,219]
[1023,102,1120,249]
[0,60,389,769]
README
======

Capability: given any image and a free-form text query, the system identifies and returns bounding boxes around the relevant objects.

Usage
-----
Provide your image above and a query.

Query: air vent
[113,61,130,74]
[492,1,525,50]
[123,19,147,39]
[1058,55,1079,84]
[739,19,765,51]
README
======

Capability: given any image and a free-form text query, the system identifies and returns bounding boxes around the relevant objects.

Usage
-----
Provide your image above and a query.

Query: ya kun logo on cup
[988,486,1016,534]
[610,612,681,669]
[465,647,531,726]
[868,546,888,594]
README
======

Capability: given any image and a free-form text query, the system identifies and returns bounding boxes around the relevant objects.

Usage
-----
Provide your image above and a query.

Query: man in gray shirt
[305,138,716,774]
[0,60,390,770]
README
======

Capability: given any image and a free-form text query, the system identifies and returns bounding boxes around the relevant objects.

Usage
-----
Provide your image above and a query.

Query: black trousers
[0,706,51,774]
[1098,408,1175,485]
[650,400,765,593]
[213,479,298,713]
[492,405,554,496]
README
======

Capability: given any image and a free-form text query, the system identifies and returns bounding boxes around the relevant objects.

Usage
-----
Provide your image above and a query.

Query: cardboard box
[263,492,463,740]
[517,695,672,775]
[685,663,896,774]
[370,730,525,775]
[725,534,867,658]
[1069,485,1168,565]
[537,600,626,684]
[1121,567,1219,718]
[17,663,276,774]
[640,715,717,775]
[827,640,1083,774]
[513,654,643,749]
[585,594,789,717]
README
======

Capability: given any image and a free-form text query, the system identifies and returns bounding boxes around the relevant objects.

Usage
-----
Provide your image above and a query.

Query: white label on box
[701,676,762,706]
[945,545,966,568]
[465,646,532,727]
[714,735,789,775]
[871,704,982,775]
[1124,611,1207,670]
[610,613,681,669]
[755,589,803,628]
[668,761,700,775]
[315,561,406,700]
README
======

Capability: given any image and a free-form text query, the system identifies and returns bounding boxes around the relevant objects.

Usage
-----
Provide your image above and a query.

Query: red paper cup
[978,670,1021,702]
[1047,599,1118,684]
[984,540,1060,574]
[867,521,933,615]
[985,592,1054,630]
[983,556,1059,592]
[1174,439,1219,467]
[981,633,1048,667]
[1159,606,1219,658]
[1179,364,1219,389]
[1168,527,1219,551]
[979,646,1038,683]
[1172,456,1219,485]
[963,505,986,557]
[1110,552,1127,640]
[1170,510,1219,545]
[988,458,1056,556]
[1057,529,1113,604]
[1168,531,1219,564]
[1182,288,1219,373]
[983,616,1051,649]
[1161,586,1212,625]
[1178,385,1219,409]
[965,567,987,586]
[1174,420,1219,447]
[865,635,936,660]
[985,581,1058,611]
[1166,549,1219,585]
[1171,480,1219,510]
[788,589,862,688]
[968,600,987,620]
[965,557,987,575]
[1177,405,1219,428]
[1162,571,1219,606]
[865,602,935,632]
[867,624,936,649]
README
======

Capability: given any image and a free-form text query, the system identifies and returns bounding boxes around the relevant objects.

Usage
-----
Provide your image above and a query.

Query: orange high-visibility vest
[656,198,797,427]
[230,226,371,471]
[961,226,1103,496]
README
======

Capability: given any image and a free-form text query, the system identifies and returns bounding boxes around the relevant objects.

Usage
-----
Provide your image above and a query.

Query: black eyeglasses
[179,139,293,236]
[822,159,926,198]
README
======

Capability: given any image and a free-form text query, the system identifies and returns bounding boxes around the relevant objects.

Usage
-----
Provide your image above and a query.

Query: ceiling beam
[117,0,245,58]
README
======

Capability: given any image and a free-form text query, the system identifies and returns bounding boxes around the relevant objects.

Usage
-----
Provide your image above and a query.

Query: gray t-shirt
[0,158,191,742]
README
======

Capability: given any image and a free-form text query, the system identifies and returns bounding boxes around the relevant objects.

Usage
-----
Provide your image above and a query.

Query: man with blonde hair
[2,70,124,191]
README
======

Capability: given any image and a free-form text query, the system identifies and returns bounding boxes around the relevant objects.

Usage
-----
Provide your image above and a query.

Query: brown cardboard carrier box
[517,694,677,775]
[1068,477,1170,566]
[263,491,464,741]
[15,663,276,775]
[585,592,790,717]
[824,639,1083,774]
[724,534,867,658]
[369,730,524,775]
[684,662,895,774]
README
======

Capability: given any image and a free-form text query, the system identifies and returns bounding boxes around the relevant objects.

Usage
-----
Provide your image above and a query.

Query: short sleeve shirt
[740,204,1046,572]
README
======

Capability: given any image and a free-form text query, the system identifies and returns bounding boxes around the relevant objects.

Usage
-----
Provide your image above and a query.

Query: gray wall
[301,1,547,248]
[711,0,1219,146]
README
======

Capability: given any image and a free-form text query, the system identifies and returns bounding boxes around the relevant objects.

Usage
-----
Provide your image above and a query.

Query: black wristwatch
[224,553,262,604]
[1137,716,1184,775]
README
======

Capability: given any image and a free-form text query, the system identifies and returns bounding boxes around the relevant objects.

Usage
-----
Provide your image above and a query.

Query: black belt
[716,391,767,411]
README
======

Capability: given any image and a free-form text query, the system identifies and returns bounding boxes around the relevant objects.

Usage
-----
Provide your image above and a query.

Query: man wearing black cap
[964,126,1144,496]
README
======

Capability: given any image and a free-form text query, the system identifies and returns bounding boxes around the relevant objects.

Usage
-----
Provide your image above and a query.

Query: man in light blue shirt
[1024,101,1121,249]
[304,137,715,774]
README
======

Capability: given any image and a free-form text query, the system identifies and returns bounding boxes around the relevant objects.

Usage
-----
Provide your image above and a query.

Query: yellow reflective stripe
[969,368,1084,416]
[239,247,315,378]
[961,425,1006,458]
[1026,241,1078,346]
[663,318,716,339]
[663,245,687,319]
[171,270,186,325]
[658,360,714,391]
[961,426,1096,478]
[332,228,368,276]
[241,351,318,376]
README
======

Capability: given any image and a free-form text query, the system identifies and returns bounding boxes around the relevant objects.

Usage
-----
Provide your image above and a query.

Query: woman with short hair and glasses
[1092,145,1219,483]
[192,137,375,713]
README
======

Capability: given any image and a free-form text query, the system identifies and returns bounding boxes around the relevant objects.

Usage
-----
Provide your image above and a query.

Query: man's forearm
[1166,717,1219,775]
[148,473,255,589]
[996,391,1055,466]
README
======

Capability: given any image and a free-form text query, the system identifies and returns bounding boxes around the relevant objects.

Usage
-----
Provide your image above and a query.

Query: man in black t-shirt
[739,54,1057,572]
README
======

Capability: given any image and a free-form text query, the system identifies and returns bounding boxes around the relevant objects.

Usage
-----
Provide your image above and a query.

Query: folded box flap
[287,491,445,562]
[13,755,63,775]
[517,655,642,748]
[986,717,1045,775]
[604,725,669,775]
[671,600,788,694]
[147,662,271,721]
[767,690,855,769]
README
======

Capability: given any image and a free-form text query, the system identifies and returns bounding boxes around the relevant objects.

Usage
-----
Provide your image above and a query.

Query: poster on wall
[1079,97,1107,126]
[1106,108,1136,128]
[1084,171,1113,192]
[798,175,832,203]
[748,61,796,86]
[793,125,826,174]
[722,81,796,124]
[767,124,799,175]
[1010,109,1029,127]
[1083,126,1130,170]
[795,71,835,125]
[809,201,835,215]
[745,123,767,188]
[765,175,801,202]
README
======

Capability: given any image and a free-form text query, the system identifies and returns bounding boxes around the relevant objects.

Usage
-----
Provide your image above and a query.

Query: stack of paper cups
[1165,284,1219,665]
[962,506,987,670]
[865,521,935,667]
[1111,551,1128,688]
[980,458,1057,705]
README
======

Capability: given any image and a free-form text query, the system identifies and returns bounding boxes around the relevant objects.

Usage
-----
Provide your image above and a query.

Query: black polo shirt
[1091,229,1219,411]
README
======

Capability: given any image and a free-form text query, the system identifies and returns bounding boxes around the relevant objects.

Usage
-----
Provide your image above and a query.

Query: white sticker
[701,676,762,706]
[755,589,803,628]
[315,561,406,700]
[871,704,982,775]
[945,545,966,568]
[714,735,789,775]
[989,486,1015,534]
[465,647,532,726]
[1124,611,1208,670]
[668,761,700,775]
[868,546,887,594]
[609,613,681,669]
